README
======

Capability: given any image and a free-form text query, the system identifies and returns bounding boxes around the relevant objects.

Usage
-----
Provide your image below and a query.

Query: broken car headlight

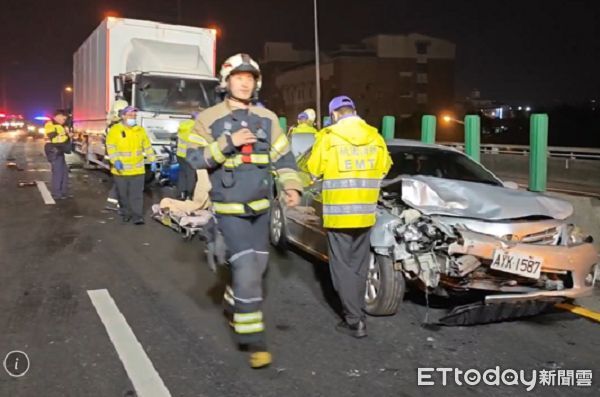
[566,225,593,245]
[585,264,600,287]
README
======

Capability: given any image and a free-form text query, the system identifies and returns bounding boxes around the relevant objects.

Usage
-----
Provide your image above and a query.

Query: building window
[415,41,430,55]
[417,73,428,84]
[417,55,427,64]
[399,91,413,98]
[399,71,413,78]
[417,93,428,104]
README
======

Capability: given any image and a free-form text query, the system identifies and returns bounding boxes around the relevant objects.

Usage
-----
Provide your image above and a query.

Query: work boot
[335,320,367,339]
[249,351,272,369]
[133,218,145,225]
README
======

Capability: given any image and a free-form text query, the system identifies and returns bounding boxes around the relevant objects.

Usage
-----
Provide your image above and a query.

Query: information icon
[3,351,30,378]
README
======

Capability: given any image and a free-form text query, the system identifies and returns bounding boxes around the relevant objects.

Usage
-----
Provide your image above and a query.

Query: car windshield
[135,76,218,114]
[385,146,502,186]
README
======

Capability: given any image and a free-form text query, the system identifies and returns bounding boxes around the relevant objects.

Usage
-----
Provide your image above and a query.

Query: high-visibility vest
[176,119,200,159]
[106,122,156,176]
[44,121,69,144]
[307,116,392,228]
[289,123,318,135]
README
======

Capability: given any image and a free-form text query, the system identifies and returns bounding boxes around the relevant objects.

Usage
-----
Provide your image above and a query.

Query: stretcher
[151,198,226,272]
[151,201,213,239]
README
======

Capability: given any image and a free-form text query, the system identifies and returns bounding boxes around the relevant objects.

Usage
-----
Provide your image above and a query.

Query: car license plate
[490,250,543,279]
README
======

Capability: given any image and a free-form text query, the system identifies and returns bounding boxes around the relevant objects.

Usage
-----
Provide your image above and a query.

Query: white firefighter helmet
[298,108,316,123]
[218,53,262,92]
[108,98,129,124]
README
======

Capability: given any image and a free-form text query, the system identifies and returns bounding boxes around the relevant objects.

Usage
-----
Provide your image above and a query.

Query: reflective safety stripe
[188,135,208,146]
[112,150,144,158]
[322,203,377,215]
[224,154,269,168]
[322,178,381,190]
[234,322,265,334]
[234,311,263,324]
[270,134,290,161]
[121,161,145,170]
[213,199,271,214]
[208,141,226,164]
[212,202,245,214]
[248,199,270,212]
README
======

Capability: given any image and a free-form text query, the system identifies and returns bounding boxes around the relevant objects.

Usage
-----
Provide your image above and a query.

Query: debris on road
[7,162,24,171]
[18,181,36,187]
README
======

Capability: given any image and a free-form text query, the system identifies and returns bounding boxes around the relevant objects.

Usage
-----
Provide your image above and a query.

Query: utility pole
[313,0,322,128]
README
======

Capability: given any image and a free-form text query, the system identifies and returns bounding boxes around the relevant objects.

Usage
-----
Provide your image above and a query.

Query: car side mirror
[502,181,519,190]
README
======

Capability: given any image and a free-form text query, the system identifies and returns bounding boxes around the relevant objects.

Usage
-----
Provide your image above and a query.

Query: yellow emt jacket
[307,116,392,229]
[288,122,318,136]
[106,122,156,176]
[44,121,69,144]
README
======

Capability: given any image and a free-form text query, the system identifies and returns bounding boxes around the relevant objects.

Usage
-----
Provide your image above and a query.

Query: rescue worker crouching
[106,106,157,225]
[176,112,202,200]
[307,95,392,338]
[44,109,72,200]
[186,53,302,369]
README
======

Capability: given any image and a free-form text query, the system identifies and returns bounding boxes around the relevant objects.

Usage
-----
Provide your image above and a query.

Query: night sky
[1,0,599,117]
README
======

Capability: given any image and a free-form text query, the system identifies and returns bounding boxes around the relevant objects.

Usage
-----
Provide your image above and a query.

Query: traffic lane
[0,138,134,396]
[1,137,599,396]
[0,138,308,396]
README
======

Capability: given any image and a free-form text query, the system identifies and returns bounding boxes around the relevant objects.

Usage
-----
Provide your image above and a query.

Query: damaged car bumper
[449,230,599,301]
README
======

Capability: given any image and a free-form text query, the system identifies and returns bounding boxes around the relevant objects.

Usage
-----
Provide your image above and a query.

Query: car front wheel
[269,199,288,250]
[365,253,405,316]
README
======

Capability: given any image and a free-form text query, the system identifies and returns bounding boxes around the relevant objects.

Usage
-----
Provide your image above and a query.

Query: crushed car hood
[400,175,573,220]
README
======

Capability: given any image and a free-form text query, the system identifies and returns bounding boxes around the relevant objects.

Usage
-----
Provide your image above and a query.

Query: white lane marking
[87,289,172,397]
[35,181,55,205]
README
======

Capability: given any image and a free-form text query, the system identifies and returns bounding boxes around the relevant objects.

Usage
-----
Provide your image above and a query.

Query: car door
[283,148,329,259]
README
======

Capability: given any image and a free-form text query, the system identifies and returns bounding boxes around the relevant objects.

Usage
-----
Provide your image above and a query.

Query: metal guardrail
[439,142,600,161]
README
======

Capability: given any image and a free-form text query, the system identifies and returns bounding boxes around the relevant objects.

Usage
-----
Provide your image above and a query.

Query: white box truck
[72,17,218,173]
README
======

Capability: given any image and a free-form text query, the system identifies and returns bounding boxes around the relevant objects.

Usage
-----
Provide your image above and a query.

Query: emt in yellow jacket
[106,106,156,224]
[307,95,391,338]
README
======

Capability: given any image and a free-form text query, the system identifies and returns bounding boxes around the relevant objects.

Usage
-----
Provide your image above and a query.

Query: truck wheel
[269,199,288,250]
[365,253,405,316]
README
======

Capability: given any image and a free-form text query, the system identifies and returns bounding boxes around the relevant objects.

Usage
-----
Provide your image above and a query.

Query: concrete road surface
[0,131,598,396]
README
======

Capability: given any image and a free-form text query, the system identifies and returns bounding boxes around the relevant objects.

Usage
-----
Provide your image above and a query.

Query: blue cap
[297,112,309,121]
[120,106,139,116]
[328,96,355,115]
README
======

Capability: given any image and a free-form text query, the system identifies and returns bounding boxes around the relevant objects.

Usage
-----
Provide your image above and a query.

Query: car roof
[385,139,459,152]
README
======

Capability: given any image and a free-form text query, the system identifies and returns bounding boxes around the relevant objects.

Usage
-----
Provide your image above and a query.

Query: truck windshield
[135,76,218,114]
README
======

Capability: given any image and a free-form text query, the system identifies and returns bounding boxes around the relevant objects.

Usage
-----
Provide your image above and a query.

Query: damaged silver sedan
[271,139,599,325]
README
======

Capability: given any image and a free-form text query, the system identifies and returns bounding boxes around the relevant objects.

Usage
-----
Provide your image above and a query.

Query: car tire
[365,253,405,316]
[269,199,288,250]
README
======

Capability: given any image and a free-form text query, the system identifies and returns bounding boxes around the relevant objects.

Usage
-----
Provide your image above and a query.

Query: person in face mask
[106,106,157,224]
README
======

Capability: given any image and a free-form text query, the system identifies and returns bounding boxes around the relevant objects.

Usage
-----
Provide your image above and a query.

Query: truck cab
[114,72,218,165]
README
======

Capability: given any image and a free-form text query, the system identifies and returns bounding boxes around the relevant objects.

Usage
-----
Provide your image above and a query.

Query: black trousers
[326,227,372,325]
[218,213,270,347]
[114,174,145,220]
[177,156,197,197]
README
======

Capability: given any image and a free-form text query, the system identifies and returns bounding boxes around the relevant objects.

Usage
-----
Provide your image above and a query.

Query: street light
[61,85,73,109]
[441,114,464,125]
